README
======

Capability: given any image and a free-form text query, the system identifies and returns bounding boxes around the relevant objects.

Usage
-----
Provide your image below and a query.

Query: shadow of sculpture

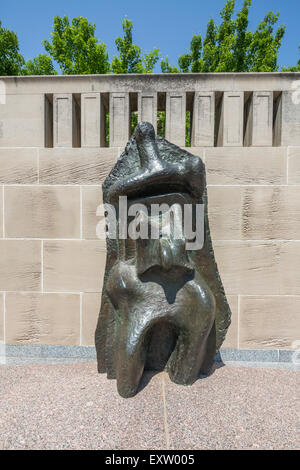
[95,122,231,398]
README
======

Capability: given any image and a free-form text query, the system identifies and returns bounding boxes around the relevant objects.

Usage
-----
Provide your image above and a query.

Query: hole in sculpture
[145,321,179,371]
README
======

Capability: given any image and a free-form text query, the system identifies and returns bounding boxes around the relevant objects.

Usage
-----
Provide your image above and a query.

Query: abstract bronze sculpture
[95,122,231,398]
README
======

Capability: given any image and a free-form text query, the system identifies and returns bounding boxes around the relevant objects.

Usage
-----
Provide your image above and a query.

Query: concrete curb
[2,344,297,364]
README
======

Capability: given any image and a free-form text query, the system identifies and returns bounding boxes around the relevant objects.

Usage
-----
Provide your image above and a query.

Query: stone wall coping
[1,72,300,94]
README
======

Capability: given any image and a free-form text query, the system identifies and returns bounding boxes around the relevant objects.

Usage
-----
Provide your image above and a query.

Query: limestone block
[281,91,300,146]
[207,186,242,240]
[214,241,281,295]
[39,148,118,185]
[240,296,300,349]
[279,241,300,294]
[0,148,38,184]
[207,185,300,241]
[217,92,244,147]
[215,240,300,296]
[82,186,103,239]
[288,147,300,184]
[5,293,80,345]
[43,240,106,292]
[241,186,300,240]
[185,147,205,159]
[0,93,44,148]
[0,293,3,342]
[165,92,186,146]
[244,92,273,146]
[0,189,2,238]
[222,295,238,349]
[191,92,215,147]
[81,93,106,147]
[205,147,286,185]
[0,240,41,291]
[109,92,130,148]
[138,93,157,132]
[53,94,73,147]
[1,72,299,97]
[82,293,102,345]
[5,186,80,239]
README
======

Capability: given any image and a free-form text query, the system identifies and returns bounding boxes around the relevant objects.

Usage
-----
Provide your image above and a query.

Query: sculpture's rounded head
[104,120,206,203]
[133,121,156,143]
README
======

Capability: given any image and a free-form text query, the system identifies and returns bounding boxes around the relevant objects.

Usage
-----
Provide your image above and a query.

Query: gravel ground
[0,362,299,450]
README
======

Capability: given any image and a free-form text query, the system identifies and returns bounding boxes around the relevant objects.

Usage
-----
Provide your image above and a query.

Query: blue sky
[1,0,299,71]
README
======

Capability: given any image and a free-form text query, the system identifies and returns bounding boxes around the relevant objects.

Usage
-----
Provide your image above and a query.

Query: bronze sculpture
[95,122,231,398]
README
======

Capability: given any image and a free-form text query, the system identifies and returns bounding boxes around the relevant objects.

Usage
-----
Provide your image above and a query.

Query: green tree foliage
[248,11,286,72]
[43,16,110,74]
[157,111,166,136]
[111,18,160,73]
[282,46,300,71]
[233,0,252,71]
[1,5,299,77]
[0,20,24,75]
[201,20,218,72]
[160,58,179,73]
[161,0,286,73]
[23,54,57,75]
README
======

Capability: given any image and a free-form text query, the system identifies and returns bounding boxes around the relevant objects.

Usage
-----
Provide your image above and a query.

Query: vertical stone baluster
[53,94,73,147]
[244,92,273,146]
[81,93,106,147]
[279,91,300,146]
[138,92,157,132]
[109,92,130,148]
[217,92,244,147]
[191,92,215,147]
[165,92,186,147]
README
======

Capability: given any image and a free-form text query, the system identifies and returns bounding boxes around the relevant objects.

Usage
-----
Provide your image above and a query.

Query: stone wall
[0,73,299,351]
